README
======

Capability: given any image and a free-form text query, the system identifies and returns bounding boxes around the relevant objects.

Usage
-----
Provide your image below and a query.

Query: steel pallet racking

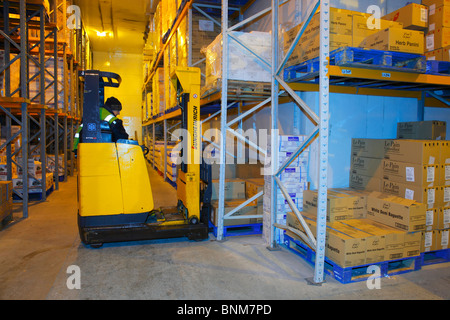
[0,0,85,219]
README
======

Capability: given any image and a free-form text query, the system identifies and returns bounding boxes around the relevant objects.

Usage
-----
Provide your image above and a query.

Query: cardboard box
[359,28,425,54]
[404,231,422,257]
[367,191,427,232]
[397,121,446,140]
[436,185,450,207]
[436,229,449,250]
[351,138,389,159]
[428,4,450,31]
[425,208,439,231]
[283,8,354,66]
[422,0,450,8]
[382,3,428,30]
[211,179,246,200]
[382,159,438,187]
[349,173,382,192]
[440,141,450,164]
[210,200,261,227]
[0,198,12,222]
[350,156,383,178]
[442,45,450,61]
[332,188,373,219]
[352,15,403,47]
[354,219,406,260]
[245,178,264,205]
[286,211,367,267]
[439,164,450,185]
[425,48,443,60]
[438,207,450,229]
[421,230,437,252]
[302,189,357,223]
[426,27,450,51]
[383,140,441,165]
[381,179,438,208]
[338,219,386,264]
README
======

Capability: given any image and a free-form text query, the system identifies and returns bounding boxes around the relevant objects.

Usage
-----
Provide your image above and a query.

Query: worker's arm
[110,119,129,141]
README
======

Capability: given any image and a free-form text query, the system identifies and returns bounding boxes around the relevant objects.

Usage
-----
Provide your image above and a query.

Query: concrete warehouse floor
[0,167,449,300]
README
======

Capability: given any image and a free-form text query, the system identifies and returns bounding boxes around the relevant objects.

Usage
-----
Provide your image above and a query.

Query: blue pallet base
[13,185,54,202]
[165,106,180,114]
[419,249,450,266]
[284,234,421,284]
[165,178,177,189]
[426,60,450,75]
[284,46,427,82]
[209,221,263,238]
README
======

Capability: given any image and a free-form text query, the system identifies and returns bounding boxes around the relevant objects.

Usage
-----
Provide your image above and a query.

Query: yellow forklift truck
[77,68,211,248]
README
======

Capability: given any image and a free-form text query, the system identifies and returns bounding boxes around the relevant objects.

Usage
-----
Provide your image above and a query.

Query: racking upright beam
[269,0,329,285]
[216,0,230,241]
[19,0,29,218]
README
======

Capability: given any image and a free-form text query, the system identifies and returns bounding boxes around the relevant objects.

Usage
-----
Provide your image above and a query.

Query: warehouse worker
[73,96,129,155]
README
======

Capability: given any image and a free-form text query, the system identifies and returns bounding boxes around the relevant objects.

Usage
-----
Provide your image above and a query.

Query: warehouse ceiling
[74,0,153,54]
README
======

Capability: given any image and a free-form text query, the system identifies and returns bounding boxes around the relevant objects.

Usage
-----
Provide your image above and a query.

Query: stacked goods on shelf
[397,120,446,140]
[152,141,179,179]
[166,147,180,184]
[360,3,428,54]
[350,138,384,191]
[210,178,260,227]
[46,154,65,180]
[283,7,406,67]
[423,0,450,57]
[286,187,425,268]
[0,51,66,109]
[382,3,429,31]
[152,68,165,117]
[262,135,310,244]
[284,8,354,66]
[0,181,13,223]
[191,13,222,87]
[202,31,272,95]
[283,5,430,69]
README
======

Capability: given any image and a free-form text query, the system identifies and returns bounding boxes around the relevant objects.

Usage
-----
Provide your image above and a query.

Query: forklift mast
[79,70,122,143]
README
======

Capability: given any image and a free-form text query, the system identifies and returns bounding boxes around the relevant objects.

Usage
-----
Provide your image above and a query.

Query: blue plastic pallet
[209,221,263,238]
[165,105,180,114]
[13,185,54,202]
[419,249,450,267]
[426,60,450,75]
[284,234,421,284]
[284,46,427,82]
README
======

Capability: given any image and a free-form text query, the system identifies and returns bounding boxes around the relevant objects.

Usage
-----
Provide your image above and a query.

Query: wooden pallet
[201,79,271,100]
[284,233,422,284]
[284,46,427,82]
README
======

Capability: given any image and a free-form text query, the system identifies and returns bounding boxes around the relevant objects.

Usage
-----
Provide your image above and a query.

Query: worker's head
[105,97,122,116]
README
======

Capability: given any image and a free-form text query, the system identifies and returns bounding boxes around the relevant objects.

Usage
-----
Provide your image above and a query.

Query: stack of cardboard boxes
[262,135,310,244]
[287,187,426,268]
[202,31,272,95]
[283,5,427,68]
[423,0,450,61]
[286,121,449,268]
[0,181,13,224]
